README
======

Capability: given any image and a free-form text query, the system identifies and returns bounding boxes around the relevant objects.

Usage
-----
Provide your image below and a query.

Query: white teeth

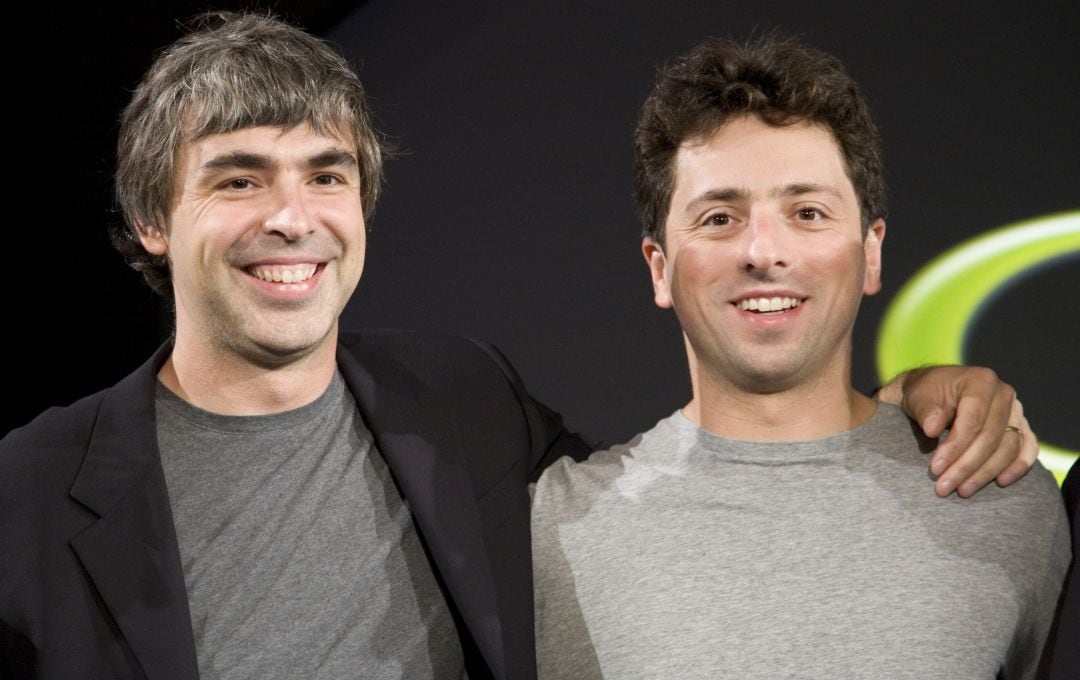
[737,296,801,312]
[249,263,318,284]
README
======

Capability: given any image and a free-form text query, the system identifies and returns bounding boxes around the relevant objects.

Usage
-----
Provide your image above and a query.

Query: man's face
[139,124,366,366]
[643,115,884,394]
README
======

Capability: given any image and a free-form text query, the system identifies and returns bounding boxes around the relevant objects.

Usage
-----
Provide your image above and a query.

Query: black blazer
[0,331,591,680]
[1048,463,1079,680]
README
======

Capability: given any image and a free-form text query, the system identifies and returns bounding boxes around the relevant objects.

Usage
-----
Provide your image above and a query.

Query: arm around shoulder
[877,364,1037,497]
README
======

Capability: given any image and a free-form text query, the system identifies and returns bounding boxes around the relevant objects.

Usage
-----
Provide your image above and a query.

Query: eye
[703,212,731,227]
[313,173,343,186]
[225,178,253,190]
[796,207,824,221]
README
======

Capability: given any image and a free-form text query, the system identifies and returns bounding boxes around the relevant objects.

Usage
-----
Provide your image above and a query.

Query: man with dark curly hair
[532,34,1070,679]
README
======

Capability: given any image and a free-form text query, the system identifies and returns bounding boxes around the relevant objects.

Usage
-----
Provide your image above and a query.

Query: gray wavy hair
[113,11,384,297]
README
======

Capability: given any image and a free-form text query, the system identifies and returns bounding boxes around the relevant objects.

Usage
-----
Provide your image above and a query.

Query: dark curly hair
[634,33,886,246]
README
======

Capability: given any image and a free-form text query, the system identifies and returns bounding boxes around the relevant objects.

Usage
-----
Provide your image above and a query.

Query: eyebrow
[199,148,358,175]
[683,188,748,214]
[306,149,358,170]
[682,182,845,215]
[201,151,274,173]
[778,182,844,202]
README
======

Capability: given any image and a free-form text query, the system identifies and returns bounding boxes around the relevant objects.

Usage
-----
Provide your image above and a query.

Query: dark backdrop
[9,0,1079,455]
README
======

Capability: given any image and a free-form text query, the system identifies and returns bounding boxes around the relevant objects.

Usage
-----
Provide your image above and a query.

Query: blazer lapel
[68,345,199,680]
[338,343,507,677]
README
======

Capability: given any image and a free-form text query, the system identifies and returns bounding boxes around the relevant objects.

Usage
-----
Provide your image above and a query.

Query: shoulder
[1,344,163,505]
[985,462,1072,603]
[919,454,1070,593]
[339,329,511,379]
[870,404,1066,516]
[0,389,112,557]
[861,402,935,452]
[1,389,109,471]
[990,460,1070,533]
[1,346,164,469]
[337,329,544,419]
[536,416,677,502]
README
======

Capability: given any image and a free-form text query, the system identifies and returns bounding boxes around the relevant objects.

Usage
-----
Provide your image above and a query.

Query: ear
[642,236,673,309]
[862,218,885,296]
[136,220,168,256]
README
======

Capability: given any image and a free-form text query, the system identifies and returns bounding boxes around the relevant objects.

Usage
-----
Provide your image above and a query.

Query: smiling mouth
[736,296,802,313]
[247,263,320,284]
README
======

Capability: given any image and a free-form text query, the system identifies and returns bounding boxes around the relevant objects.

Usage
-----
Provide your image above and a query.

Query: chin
[242,327,335,364]
[729,361,805,394]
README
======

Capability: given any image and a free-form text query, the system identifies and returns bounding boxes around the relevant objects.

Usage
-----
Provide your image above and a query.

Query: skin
[644,115,882,440]
[137,124,366,415]
[643,115,1037,492]
[883,366,1036,495]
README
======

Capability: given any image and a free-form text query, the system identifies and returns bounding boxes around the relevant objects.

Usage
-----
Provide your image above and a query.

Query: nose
[262,183,315,241]
[739,209,791,275]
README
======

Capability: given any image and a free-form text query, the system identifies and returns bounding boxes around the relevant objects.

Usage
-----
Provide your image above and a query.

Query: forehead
[176,124,356,173]
[672,116,854,200]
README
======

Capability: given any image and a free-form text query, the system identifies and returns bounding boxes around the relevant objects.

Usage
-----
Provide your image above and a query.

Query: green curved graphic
[877,211,1080,484]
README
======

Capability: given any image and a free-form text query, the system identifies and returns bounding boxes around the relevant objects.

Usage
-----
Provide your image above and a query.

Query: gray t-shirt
[157,371,464,679]
[531,404,1070,680]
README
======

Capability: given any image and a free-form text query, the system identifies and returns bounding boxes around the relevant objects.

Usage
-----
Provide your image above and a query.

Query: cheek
[206,206,267,257]
[670,241,728,295]
[343,234,367,279]
[338,221,367,253]
[827,243,863,268]
[807,234,865,270]
[818,242,870,299]
[172,202,240,252]
[321,200,366,243]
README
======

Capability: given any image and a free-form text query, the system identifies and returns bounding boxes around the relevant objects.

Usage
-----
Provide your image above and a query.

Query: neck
[159,326,339,416]
[685,363,876,441]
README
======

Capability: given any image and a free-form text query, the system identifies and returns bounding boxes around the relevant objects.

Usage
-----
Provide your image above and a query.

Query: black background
[9,0,1079,454]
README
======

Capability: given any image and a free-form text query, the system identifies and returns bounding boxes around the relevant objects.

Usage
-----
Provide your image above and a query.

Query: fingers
[926,369,1009,480]
[920,408,949,440]
[890,368,952,438]
[946,427,1020,498]
[894,364,1034,497]
[931,378,1016,497]
[994,399,1038,487]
